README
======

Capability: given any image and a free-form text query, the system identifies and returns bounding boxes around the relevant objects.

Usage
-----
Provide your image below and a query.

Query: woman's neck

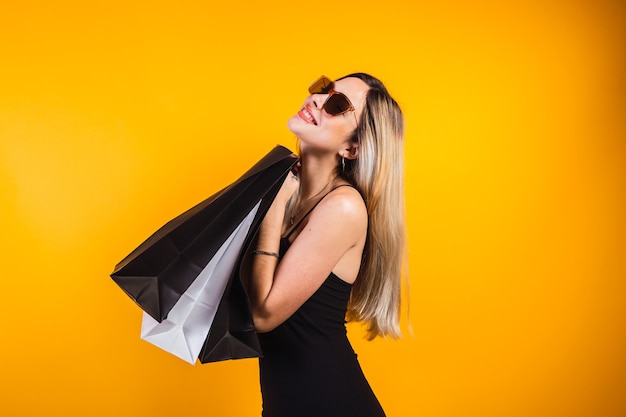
[297,155,339,199]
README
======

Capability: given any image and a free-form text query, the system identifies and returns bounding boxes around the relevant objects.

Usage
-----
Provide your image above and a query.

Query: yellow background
[1,0,624,416]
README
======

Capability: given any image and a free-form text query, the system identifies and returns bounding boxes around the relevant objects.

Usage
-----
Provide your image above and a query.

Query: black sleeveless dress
[257,186,386,417]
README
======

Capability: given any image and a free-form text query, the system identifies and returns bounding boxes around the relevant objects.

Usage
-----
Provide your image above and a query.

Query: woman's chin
[287,115,306,135]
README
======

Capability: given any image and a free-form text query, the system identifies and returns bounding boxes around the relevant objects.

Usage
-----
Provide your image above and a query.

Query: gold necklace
[289,176,337,225]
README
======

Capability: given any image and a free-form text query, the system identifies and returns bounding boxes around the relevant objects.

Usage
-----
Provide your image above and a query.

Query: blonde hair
[339,73,406,340]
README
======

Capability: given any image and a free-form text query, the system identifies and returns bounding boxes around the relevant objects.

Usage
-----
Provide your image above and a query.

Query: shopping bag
[111,145,298,322]
[198,233,262,363]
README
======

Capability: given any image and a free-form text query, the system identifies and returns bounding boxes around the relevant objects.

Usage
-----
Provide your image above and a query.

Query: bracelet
[252,250,280,258]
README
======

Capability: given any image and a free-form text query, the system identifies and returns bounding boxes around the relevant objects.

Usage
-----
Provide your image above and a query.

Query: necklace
[289,176,337,225]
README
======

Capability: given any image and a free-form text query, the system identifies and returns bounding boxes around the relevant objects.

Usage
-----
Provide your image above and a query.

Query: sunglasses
[308,76,356,116]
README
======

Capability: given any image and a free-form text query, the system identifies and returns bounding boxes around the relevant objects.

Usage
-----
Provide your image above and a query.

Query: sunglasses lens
[324,94,352,115]
[308,76,333,94]
[308,76,355,116]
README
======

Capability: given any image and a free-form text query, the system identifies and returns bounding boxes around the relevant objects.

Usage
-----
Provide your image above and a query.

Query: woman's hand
[272,163,301,209]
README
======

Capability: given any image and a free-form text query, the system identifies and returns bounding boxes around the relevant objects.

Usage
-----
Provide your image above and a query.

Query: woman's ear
[344,143,359,160]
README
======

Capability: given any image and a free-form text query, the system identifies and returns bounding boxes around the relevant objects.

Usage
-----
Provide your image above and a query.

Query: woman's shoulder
[313,184,367,225]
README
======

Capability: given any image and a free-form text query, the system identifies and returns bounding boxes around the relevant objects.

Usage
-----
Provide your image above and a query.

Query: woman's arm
[245,185,288,316]
[247,181,367,333]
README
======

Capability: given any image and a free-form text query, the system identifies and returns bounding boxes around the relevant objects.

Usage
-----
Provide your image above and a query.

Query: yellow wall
[1,1,624,416]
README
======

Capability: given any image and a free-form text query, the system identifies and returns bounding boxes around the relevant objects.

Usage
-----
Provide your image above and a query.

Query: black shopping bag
[111,145,298,323]
[197,191,276,363]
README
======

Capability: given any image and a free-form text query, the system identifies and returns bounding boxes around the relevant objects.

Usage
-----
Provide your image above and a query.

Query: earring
[341,156,345,172]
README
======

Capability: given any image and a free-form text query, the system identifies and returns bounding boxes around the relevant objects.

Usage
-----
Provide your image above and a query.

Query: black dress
[257,186,386,417]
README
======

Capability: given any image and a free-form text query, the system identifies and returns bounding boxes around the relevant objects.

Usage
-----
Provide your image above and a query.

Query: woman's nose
[311,94,326,109]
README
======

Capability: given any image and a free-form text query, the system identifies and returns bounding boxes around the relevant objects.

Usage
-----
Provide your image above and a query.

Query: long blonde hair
[339,73,406,340]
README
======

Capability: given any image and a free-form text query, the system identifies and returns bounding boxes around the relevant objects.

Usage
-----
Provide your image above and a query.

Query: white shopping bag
[140,201,260,364]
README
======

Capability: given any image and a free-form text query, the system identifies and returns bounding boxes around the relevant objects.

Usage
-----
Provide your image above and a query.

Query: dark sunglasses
[308,76,356,116]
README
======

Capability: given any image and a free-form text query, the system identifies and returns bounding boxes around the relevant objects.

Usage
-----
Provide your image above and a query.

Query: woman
[244,73,405,417]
